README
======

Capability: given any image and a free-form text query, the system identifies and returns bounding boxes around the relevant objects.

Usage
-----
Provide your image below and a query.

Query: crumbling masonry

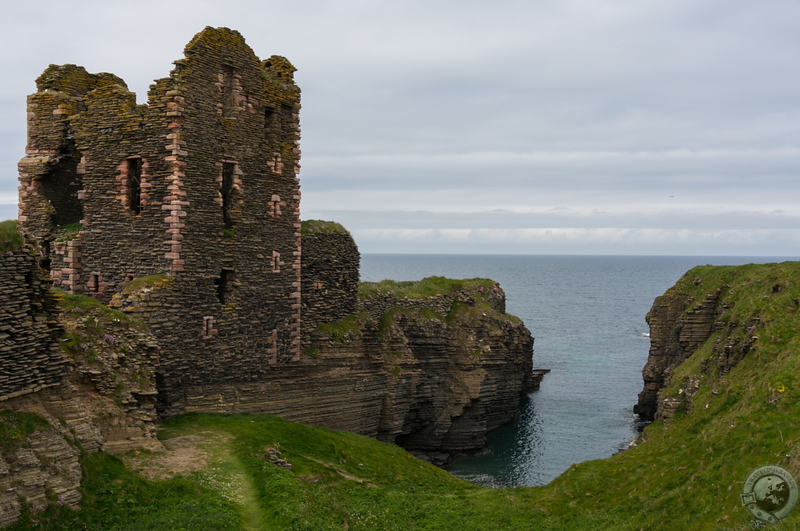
[13,28,533,457]
[17,27,357,414]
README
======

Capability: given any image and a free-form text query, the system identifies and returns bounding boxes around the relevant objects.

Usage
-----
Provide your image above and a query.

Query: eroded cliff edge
[0,224,535,525]
[0,245,161,526]
[635,262,793,422]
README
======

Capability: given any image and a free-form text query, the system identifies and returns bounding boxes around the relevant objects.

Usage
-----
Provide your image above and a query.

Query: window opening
[215,268,234,304]
[264,107,275,143]
[39,240,52,272]
[88,272,103,294]
[221,162,235,229]
[222,65,237,118]
[42,142,83,227]
[271,251,282,273]
[127,157,143,214]
[201,316,217,339]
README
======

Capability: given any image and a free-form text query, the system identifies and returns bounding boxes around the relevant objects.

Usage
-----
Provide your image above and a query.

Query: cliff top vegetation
[8,262,800,529]
[301,219,350,235]
[358,276,497,300]
[0,220,23,253]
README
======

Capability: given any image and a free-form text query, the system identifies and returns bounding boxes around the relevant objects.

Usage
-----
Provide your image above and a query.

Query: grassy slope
[8,261,800,530]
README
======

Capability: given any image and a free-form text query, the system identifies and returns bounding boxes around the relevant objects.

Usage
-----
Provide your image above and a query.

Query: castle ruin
[17,27,361,414]
[11,25,532,448]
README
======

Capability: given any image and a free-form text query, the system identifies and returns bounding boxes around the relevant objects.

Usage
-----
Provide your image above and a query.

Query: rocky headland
[0,230,535,526]
[635,262,789,422]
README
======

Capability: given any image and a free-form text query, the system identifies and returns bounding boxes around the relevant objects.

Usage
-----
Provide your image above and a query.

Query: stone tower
[18,27,304,413]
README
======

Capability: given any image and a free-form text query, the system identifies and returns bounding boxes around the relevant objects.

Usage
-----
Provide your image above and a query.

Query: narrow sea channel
[360,254,796,487]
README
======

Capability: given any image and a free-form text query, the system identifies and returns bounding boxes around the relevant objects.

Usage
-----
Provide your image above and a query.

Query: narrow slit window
[221,162,235,228]
[222,65,237,117]
[279,104,292,139]
[264,107,275,143]
[215,269,234,304]
[127,157,143,214]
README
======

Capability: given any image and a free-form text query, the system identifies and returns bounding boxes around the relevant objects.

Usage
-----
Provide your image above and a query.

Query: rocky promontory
[0,230,535,525]
[635,262,790,422]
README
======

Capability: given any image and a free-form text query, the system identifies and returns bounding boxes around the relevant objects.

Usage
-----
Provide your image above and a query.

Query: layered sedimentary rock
[634,285,721,421]
[635,268,763,422]
[113,276,534,461]
[0,418,83,528]
[0,248,162,527]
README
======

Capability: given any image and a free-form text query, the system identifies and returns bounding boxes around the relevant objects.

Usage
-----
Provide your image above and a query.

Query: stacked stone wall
[19,28,304,416]
[0,252,67,401]
[358,285,506,320]
[301,231,360,345]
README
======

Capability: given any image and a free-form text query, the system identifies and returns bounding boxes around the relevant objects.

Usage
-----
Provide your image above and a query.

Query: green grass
[53,222,82,242]
[358,276,497,300]
[54,288,141,327]
[316,311,369,343]
[0,219,23,252]
[9,261,800,529]
[0,411,50,459]
[300,219,350,235]
[122,273,169,291]
[5,450,241,531]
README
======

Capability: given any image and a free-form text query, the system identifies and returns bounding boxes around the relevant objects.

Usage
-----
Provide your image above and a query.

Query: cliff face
[635,264,783,422]
[0,251,162,527]
[1,237,534,525]
[372,302,533,460]
[634,286,721,421]
[149,284,534,463]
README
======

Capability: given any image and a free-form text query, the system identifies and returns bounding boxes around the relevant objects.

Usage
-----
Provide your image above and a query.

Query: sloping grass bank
[7,261,800,529]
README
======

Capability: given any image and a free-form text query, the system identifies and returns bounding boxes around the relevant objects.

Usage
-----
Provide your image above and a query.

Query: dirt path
[122,429,265,530]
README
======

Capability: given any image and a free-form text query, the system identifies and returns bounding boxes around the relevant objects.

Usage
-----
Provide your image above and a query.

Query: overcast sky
[2,0,799,255]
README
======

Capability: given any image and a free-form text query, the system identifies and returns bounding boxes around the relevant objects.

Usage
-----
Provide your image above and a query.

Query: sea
[359,254,797,488]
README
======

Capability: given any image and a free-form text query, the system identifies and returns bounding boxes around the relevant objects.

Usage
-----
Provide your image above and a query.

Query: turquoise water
[359,254,797,487]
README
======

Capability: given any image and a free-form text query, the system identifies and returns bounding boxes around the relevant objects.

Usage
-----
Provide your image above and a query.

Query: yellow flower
[776,385,786,393]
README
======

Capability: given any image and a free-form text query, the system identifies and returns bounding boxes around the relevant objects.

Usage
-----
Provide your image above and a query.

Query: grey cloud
[2,0,800,256]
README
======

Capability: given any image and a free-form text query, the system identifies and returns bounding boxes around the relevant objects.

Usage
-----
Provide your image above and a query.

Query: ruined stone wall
[358,284,507,320]
[140,287,534,462]
[0,251,162,527]
[19,28,304,415]
[300,227,360,346]
[0,252,67,401]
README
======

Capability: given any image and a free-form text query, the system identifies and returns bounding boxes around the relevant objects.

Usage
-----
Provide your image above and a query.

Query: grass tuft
[359,276,496,300]
[0,220,23,253]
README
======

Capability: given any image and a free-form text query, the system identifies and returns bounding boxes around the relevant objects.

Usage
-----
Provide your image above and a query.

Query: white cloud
[0,193,17,205]
[352,227,800,255]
